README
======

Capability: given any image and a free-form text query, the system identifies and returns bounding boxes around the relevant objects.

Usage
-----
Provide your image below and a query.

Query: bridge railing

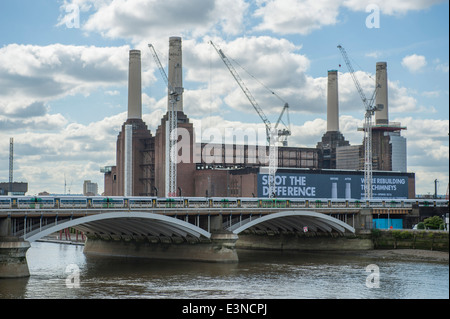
[1,196,448,211]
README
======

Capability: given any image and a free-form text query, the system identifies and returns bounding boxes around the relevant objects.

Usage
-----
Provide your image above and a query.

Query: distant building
[83,180,98,196]
[336,145,364,170]
[0,182,28,195]
[388,131,407,172]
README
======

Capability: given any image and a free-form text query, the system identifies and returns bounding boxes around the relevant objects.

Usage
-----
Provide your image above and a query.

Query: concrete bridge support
[0,217,31,278]
[83,232,239,263]
[75,212,238,263]
[355,209,374,233]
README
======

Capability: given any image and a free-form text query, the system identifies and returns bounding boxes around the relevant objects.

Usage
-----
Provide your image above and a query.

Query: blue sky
[0,0,448,196]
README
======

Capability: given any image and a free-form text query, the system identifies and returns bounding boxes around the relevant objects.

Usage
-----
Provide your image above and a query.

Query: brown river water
[0,241,448,299]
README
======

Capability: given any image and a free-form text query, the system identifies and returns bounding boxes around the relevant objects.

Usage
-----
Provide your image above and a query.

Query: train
[0,196,448,210]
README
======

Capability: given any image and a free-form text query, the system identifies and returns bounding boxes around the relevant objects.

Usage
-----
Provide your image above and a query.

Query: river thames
[0,241,448,299]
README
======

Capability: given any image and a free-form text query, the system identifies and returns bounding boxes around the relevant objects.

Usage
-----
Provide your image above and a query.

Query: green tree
[423,216,444,230]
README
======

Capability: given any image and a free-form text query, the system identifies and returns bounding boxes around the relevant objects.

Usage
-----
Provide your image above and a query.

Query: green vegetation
[370,228,449,251]
[423,216,444,230]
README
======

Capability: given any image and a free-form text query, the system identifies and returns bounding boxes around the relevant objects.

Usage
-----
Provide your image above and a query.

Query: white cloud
[365,51,382,59]
[81,0,248,42]
[422,90,440,98]
[433,59,449,73]
[401,54,427,73]
[180,36,311,117]
[105,90,120,96]
[253,0,341,35]
[57,0,446,39]
[342,0,445,15]
[404,121,449,195]
[253,0,445,35]
[0,111,127,195]
[0,43,130,118]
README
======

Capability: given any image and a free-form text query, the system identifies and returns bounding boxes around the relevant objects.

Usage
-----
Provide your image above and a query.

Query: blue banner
[257,172,409,199]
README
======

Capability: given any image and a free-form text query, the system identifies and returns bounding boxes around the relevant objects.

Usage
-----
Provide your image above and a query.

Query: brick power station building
[102,37,414,200]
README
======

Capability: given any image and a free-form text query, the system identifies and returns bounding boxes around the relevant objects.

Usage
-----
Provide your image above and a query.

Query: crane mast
[337,45,380,200]
[210,41,286,198]
[149,44,180,197]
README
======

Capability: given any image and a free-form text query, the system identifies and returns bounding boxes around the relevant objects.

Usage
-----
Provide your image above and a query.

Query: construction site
[101,37,413,200]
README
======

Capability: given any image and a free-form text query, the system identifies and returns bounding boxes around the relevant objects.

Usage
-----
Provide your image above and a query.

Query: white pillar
[345,183,351,199]
[331,182,338,199]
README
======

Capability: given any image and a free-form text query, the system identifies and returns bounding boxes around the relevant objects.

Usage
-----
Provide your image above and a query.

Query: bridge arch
[23,212,211,242]
[229,211,355,235]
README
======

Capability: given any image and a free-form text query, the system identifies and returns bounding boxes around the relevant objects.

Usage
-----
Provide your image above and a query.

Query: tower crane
[209,41,291,145]
[210,41,293,198]
[337,44,382,200]
[149,43,182,197]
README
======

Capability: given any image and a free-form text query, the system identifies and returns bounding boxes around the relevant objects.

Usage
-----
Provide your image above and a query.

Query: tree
[423,216,444,230]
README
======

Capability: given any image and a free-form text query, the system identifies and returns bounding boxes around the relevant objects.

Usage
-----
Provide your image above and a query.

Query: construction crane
[149,43,182,197]
[210,41,293,198]
[337,44,381,200]
[209,41,291,146]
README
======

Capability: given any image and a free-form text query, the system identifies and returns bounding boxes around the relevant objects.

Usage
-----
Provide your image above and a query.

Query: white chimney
[167,37,183,112]
[327,70,339,132]
[375,62,388,124]
[127,50,142,119]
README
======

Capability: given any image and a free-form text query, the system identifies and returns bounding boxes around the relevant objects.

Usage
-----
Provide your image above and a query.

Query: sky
[0,0,448,196]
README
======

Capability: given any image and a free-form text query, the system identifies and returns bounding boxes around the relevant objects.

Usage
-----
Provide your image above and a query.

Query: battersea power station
[102,37,415,200]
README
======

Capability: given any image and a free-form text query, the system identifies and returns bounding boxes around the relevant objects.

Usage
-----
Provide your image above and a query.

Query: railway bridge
[0,196,446,278]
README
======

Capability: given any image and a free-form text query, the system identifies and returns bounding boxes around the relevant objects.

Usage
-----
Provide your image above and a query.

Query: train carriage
[0,197,11,208]
[91,197,125,209]
[58,197,89,208]
[17,196,55,209]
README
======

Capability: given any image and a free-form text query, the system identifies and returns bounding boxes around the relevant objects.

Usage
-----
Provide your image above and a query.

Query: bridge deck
[0,206,365,217]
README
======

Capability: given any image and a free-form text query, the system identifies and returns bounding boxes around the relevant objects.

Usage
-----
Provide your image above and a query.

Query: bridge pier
[209,230,239,263]
[355,209,374,233]
[83,230,239,263]
[0,217,31,278]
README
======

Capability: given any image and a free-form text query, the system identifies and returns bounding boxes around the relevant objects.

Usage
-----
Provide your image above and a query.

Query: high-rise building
[83,180,98,196]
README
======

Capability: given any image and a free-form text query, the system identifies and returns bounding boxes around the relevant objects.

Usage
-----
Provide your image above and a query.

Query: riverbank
[371,229,449,252]
[364,248,449,263]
